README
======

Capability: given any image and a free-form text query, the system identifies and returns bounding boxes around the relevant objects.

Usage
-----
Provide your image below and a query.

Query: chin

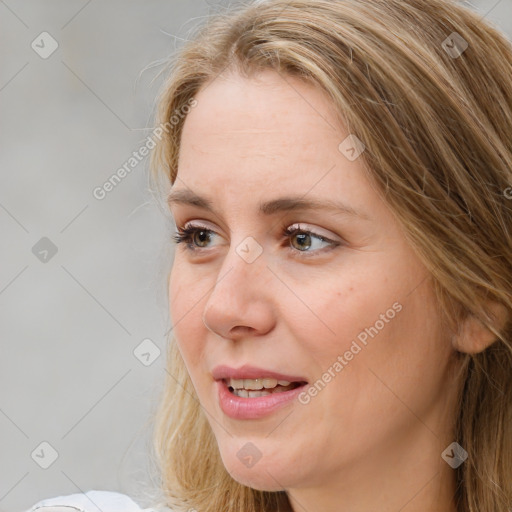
[224,464,289,492]
[217,442,292,492]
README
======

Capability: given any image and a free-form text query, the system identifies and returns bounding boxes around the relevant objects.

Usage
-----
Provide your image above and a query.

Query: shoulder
[25,490,162,512]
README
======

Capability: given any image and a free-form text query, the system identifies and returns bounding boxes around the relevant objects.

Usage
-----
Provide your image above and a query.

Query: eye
[172,223,220,250]
[283,224,341,257]
[172,222,342,257]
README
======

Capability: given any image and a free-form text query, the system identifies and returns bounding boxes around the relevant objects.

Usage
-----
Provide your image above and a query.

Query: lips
[211,364,308,383]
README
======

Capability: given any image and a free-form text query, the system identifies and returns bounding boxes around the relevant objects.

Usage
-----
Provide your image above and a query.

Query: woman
[26,0,512,511]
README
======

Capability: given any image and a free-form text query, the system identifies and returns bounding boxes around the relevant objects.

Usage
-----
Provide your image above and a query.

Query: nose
[202,240,276,340]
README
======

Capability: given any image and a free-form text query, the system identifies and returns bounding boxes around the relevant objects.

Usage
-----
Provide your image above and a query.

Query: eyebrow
[167,189,370,220]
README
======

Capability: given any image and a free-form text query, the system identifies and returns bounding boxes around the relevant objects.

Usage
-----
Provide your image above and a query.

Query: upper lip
[212,364,308,383]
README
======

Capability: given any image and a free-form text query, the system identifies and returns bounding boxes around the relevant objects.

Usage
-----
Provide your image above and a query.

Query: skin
[167,69,463,512]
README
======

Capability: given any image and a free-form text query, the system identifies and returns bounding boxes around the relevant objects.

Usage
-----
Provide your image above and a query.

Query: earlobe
[452,302,509,354]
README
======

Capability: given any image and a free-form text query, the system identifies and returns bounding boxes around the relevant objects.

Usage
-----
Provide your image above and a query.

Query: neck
[285,426,460,512]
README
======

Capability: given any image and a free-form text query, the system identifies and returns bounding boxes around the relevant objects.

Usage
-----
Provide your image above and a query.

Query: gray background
[0,1,510,511]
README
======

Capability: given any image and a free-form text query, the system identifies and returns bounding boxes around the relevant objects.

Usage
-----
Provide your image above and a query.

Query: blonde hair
[148,1,512,510]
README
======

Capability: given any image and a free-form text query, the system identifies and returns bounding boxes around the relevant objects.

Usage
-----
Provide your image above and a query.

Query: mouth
[213,366,309,419]
[224,377,307,398]
[216,378,308,419]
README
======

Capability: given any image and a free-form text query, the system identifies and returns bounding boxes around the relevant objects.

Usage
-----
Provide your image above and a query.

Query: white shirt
[25,490,166,512]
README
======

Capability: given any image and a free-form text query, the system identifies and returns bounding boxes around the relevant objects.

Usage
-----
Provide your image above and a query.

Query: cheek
[298,255,434,390]
[295,270,398,359]
[318,273,449,418]
[169,255,205,320]
[168,259,208,361]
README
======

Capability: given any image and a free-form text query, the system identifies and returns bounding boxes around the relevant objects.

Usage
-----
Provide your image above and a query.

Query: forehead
[177,70,352,188]
[171,72,391,231]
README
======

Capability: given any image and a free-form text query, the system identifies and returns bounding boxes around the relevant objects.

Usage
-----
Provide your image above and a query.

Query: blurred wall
[0,1,510,511]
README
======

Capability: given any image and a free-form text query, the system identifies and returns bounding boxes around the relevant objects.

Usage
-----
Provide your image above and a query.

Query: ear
[452,301,509,354]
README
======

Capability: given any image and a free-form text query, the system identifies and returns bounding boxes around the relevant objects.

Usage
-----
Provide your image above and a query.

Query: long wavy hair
[147,1,512,510]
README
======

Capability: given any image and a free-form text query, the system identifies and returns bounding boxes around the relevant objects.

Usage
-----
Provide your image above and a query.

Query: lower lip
[216,380,307,420]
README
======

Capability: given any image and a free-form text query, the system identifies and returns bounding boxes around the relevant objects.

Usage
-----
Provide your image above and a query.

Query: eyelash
[171,223,342,258]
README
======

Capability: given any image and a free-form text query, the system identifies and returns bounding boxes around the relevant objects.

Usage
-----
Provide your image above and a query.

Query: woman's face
[167,69,459,498]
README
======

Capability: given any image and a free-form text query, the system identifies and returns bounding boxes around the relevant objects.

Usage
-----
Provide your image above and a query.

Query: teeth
[228,377,292,390]
[231,378,244,389]
[232,389,273,398]
[262,378,278,388]
[244,378,264,390]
